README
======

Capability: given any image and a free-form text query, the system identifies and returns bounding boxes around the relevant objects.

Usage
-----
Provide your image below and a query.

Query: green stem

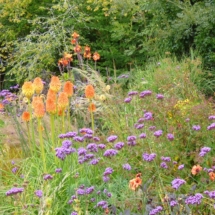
[38,118,47,172]
[62,111,65,133]
[90,103,94,131]
[26,122,33,156]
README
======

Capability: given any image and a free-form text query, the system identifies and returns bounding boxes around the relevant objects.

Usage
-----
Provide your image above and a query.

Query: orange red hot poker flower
[85,85,95,99]
[22,81,34,99]
[63,81,74,97]
[49,76,61,93]
[21,111,31,122]
[33,77,44,95]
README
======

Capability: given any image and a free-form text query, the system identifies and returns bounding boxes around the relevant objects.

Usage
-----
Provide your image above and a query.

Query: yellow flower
[49,76,61,93]
[22,82,34,99]
[99,94,106,101]
[105,85,110,91]
[33,77,44,94]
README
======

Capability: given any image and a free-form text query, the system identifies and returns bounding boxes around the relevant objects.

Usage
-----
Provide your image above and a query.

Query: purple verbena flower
[106,135,118,143]
[87,143,98,152]
[58,134,66,139]
[103,167,113,176]
[55,168,62,173]
[71,212,78,215]
[138,117,145,123]
[142,153,156,162]
[114,142,124,150]
[149,206,163,215]
[139,133,147,139]
[123,163,131,171]
[127,135,136,142]
[76,188,85,195]
[178,164,184,170]
[55,147,66,160]
[65,131,77,138]
[103,176,110,182]
[170,200,178,207]
[171,178,186,190]
[35,190,43,198]
[73,136,85,142]
[140,90,152,98]
[97,200,108,209]
[62,140,72,148]
[93,136,100,142]
[135,124,144,129]
[124,97,132,103]
[12,167,18,174]
[149,126,156,131]
[185,193,203,205]
[199,146,211,157]
[160,162,168,169]
[77,147,87,156]
[128,91,138,96]
[154,130,163,137]
[86,186,94,194]
[192,125,201,131]
[208,115,215,120]
[103,149,118,157]
[204,190,215,199]
[43,174,53,180]
[90,158,100,165]
[161,156,171,162]
[167,133,174,141]
[144,111,153,120]
[98,144,106,149]
[156,94,164,100]
[6,187,24,196]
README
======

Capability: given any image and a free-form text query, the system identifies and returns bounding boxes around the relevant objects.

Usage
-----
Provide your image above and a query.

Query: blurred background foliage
[0,0,215,94]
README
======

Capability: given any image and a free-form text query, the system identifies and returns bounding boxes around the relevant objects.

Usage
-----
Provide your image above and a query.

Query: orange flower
[64,53,73,62]
[63,81,74,97]
[0,103,4,111]
[72,32,79,39]
[58,58,69,67]
[33,77,44,94]
[32,96,43,109]
[34,100,45,118]
[85,85,95,99]
[71,39,76,44]
[58,92,69,109]
[74,45,81,53]
[93,52,100,61]
[88,103,96,112]
[191,164,202,175]
[84,51,91,59]
[84,46,91,52]
[46,98,57,114]
[22,81,34,99]
[22,111,31,122]
[209,172,215,181]
[50,76,61,93]
[136,173,142,178]
[129,177,142,191]
[47,89,56,101]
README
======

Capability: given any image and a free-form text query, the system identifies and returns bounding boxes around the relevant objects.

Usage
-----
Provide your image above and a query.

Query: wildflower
[135,124,144,129]
[114,142,124,150]
[156,94,164,100]
[161,156,171,162]
[160,162,168,169]
[103,167,113,176]
[63,81,74,97]
[34,100,45,118]
[123,163,131,171]
[192,125,201,131]
[58,58,69,67]
[73,136,84,142]
[22,111,31,122]
[142,153,156,162]
[178,164,184,170]
[46,97,57,114]
[71,212,78,215]
[124,97,132,103]
[78,147,87,156]
[139,90,152,98]
[204,190,215,199]
[22,82,34,99]
[107,135,118,142]
[93,52,100,61]
[65,132,77,138]
[62,140,72,148]
[49,76,61,93]
[208,115,215,120]
[80,128,93,135]
[98,144,106,149]
[199,146,211,157]
[105,85,110,91]
[72,32,79,39]
[170,200,178,207]
[128,91,138,96]
[104,149,118,157]
[85,85,95,99]
[103,176,110,182]
[33,77,44,94]
[88,103,96,112]
[191,164,202,175]
[87,143,98,152]
[171,178,186,190]
[35,190,43,198]
[127,135,136,142]
[144,111,153,120]
[47,89,56,101]
[77,188,85,195]
[74,45,81,53]
[154,130,163,137]
[97,200,108,209]
[90,158,100,165]
[0,103,4,112]
[139,133,147,139]
[6,187,24,196]
[84,46,91,59]
[93,136,100,142]
[167,133,174,141]
[185,193,203,205]
[55,168,62,173]
[207,122,215,130]
[55,147,66,160]
[43,174,53,180]
[99,94,106,101]
[209,172,215,181]
[58,92,69,110]
[149,126,156,131]
[129,177,142,191]
[12,167,18,173]
[149,206,163,215]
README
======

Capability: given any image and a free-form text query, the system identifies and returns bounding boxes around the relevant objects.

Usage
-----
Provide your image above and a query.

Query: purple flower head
[154,130,163,137]
[149,206,163,215]
[139,133,147,139]
[6,187,24,196]
[138,117,145,123]
[178,164,184,170]
[90,158,100,165]
[68,199,74,204]
[199,146,211,157]
[84,133,93,139]
[173,161,177,165]
[171,178,186,190]
[98,144,106,149]
[73,136,84,142]
[93,136,100,142]
[103,149,118,157]
[12,167,18,174]
[124,97,132,103]
[35,190,43,198]
[97,200,108,209]
[84,153,95,160]
[91,198,95,202]
[103,176,110,182]
[160,162,168,169]
[62,140,72,148]
[106,135,118,143]
[55,168,62,173]
[128,91,138,96]
[79,128,93,135]
[135,123,144,129]
[71,212,78,215]
[204,190,215,199]
[185,193,203,205]
[167,133,174,141]
[144,112,153,120]
[114,142,124,150]
[156,94,164,100]
[78,147,87,156]
[43,174,53,180]
[107,192,112,198]
[192,125,201,131]
[142,153,156,162]
[55,147,66,160]
[65,131,77,138]
[208,115,215,120]
[103,167,113,176]
[161,156,171,162]
[140,90,152,98]
[185,118,190,122]
[87,143,98,152]
[149,126,156,131]
[77,188,85,195]
[127,140,136,146]
[127,135,136,142]
[86,186,94,194]
[58,134,66,139]
[207,122,215,130]
[123,163,131,171]
[170,200,178,207]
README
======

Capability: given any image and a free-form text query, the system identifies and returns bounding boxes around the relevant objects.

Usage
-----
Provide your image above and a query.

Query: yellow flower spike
[22,81,34,99]
[33,77,44,94]
[49,76,61,93]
